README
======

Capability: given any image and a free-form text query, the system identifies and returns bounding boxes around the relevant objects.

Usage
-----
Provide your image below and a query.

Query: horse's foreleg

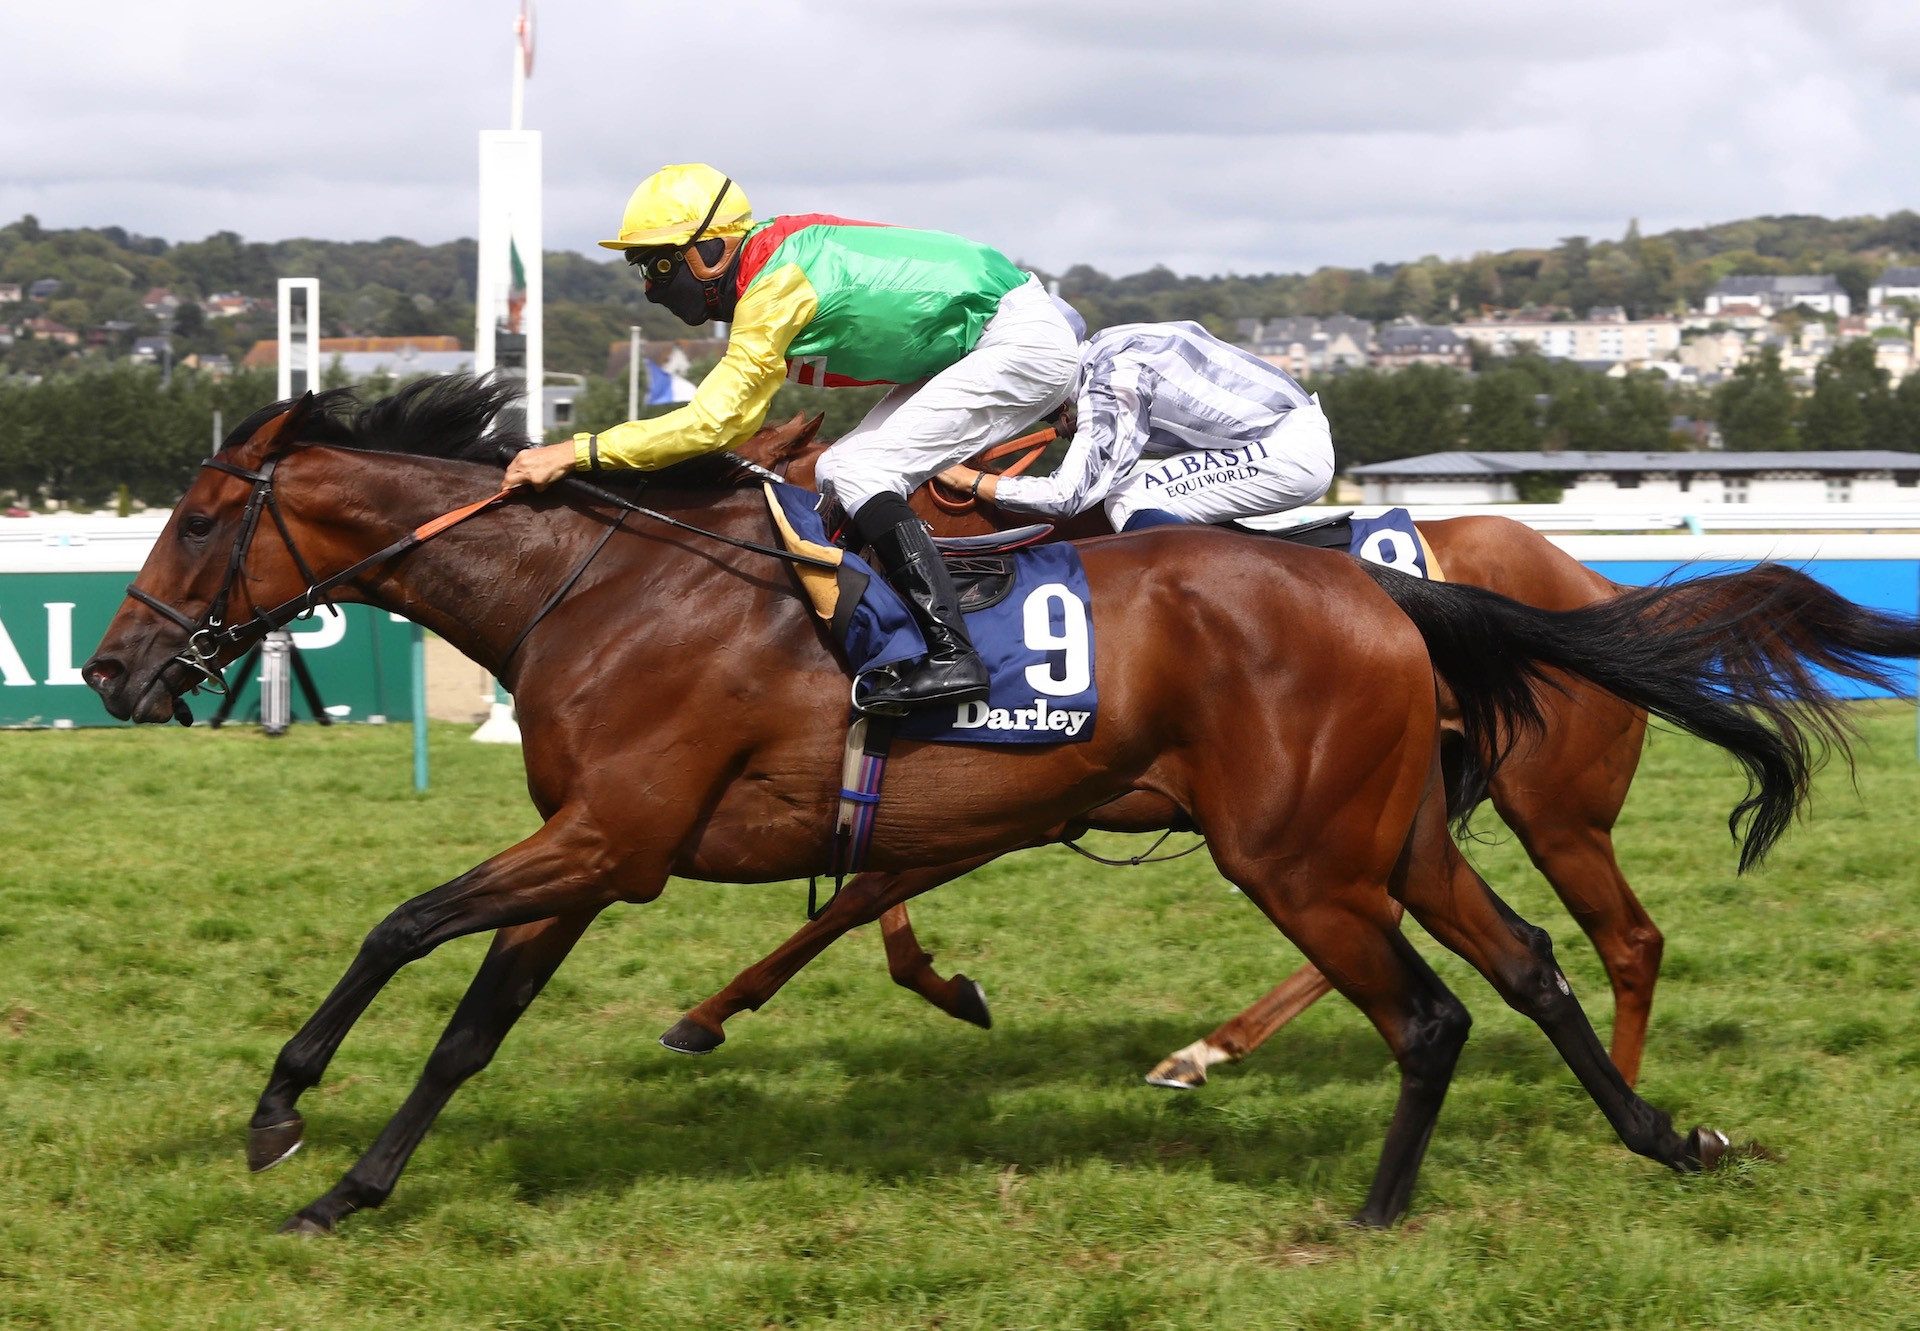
[880,900,992,1030]
[248,813,624,1171]
[873,852,1003,1027]
[278,910,599,1236]
[662,864,954,1054]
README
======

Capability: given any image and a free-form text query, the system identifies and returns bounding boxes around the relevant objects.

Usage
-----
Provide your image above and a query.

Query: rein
[928,427,1055,513]
[130,449,839,705]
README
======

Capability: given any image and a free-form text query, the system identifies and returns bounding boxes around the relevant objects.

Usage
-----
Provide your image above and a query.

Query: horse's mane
[225,374,776,490]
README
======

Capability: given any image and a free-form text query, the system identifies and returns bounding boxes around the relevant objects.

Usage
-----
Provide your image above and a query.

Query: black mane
[222,374,751,489]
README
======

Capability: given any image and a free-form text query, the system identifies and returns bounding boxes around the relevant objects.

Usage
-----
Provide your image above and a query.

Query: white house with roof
[1868,266,1920,310]
[1703,275,1850,318]
[1349,451,1920,509]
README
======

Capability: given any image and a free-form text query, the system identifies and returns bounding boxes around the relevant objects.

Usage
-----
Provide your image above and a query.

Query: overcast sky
[4,1,1918,279]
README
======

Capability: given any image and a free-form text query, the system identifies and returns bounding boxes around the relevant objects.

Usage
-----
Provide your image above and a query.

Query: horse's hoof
[248,1116,306,1173]
[1686,1125,1732,1171]
[277,1212,333,1238]
[950,975,992,1030]
[1144,1062,1205,1090]
[660,1016,725,1055]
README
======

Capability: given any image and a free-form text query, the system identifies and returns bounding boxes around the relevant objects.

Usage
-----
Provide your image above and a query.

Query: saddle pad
[1348,508,1434,580]
[897,541,1099,745]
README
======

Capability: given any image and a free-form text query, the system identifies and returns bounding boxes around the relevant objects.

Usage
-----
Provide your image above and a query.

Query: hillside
[6,211,1920,381]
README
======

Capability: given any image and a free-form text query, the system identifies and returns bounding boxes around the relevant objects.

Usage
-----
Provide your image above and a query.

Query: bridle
[125,446,836,706]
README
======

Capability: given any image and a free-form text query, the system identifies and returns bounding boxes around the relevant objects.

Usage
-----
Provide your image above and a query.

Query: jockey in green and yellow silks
[505,163,1082,714]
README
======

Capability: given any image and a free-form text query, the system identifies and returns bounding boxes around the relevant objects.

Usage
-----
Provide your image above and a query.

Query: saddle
[930,524,1053,613]
[1225,509,1355,550]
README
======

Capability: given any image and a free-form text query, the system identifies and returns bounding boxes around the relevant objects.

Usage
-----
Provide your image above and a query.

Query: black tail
[1364,562,1920,872]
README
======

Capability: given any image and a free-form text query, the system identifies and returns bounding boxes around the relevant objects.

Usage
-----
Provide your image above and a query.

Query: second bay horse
[711,419,1913,1089]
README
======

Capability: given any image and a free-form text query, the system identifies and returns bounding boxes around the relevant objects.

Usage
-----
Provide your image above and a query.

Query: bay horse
[83,378,1889,1235]
[712,419,1907,1090]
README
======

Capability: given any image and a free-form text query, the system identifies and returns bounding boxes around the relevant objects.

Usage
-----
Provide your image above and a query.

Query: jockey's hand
[503,442,578,491]
[937,464,980,494]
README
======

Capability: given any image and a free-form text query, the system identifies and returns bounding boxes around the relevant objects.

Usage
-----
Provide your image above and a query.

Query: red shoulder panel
[734,214,891,295]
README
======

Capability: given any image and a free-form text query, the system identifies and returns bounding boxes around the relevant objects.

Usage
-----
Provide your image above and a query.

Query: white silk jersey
[992,321,1319,520]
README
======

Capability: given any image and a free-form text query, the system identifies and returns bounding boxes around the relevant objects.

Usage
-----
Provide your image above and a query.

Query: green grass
[2,708,1918,1329]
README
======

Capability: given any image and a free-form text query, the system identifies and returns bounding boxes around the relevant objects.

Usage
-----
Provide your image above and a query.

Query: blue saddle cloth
[1348,508,1431,579]
[895,541,1098,745]
[767,484,1099,745]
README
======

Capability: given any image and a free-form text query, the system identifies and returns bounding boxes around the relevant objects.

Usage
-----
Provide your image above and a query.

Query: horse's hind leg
[1144,962,1339,1090]
[278,910,599,1235]
[1397,797,1729,1175]
[1213,855,1472,1227]
[1494,705,1661,1084]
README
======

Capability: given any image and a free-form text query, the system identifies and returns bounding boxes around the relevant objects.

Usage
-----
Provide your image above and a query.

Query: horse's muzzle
[82,653,189,725]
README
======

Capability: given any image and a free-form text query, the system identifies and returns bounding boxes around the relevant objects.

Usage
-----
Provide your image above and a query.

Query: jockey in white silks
[941,320,1335,533]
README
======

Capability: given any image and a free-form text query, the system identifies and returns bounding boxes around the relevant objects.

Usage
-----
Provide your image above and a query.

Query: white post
[628,325,642,420]
[276,278,319,400]
[475,130,542,434]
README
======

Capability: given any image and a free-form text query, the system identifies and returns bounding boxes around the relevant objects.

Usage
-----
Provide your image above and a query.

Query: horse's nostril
[82,658,123,690]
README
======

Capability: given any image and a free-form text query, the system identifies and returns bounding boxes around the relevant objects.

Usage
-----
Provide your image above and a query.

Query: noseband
[125,453,351,696]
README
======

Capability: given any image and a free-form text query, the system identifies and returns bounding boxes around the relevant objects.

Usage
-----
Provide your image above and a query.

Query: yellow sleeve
[573,264,818,472]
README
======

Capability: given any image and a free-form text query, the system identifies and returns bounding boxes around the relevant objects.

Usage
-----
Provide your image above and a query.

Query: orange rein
[929,427,1057,513]
[411,487,515,541]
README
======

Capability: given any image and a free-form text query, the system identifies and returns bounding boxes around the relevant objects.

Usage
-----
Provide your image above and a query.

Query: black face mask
[634,238,738,327]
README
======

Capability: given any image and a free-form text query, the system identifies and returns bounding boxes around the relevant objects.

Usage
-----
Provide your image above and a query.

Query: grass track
[1,708,1918,1329]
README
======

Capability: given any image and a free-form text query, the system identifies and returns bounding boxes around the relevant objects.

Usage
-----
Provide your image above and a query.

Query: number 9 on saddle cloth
[765,482,1100,744]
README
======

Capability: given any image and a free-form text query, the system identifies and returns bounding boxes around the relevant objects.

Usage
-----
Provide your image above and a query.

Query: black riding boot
[851,494,990,714]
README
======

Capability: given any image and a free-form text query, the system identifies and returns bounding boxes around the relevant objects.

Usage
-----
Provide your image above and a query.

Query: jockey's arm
[572,264,819,473]
[990,361,1151,518]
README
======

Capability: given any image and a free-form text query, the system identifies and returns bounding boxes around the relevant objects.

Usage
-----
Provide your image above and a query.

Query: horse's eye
[181,515,214,540]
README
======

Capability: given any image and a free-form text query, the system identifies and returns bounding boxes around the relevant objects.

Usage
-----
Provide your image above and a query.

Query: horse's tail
[1363,562,1920,872]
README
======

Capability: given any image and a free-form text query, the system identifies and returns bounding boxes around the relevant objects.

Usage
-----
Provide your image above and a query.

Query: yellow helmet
[597,164,754,251]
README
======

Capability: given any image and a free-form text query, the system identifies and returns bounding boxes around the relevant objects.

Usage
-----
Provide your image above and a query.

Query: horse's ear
[270,391,320,448]
[234,392,319,459]
[795,413,825,448]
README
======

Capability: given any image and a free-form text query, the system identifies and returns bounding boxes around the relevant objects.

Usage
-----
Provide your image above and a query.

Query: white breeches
[1103,398,1336,530]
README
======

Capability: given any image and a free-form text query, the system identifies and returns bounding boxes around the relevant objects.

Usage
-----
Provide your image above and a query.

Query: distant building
[1703,275,1850,318]
[1868,266,1920,309]
[0,282,21,304]
[1373,322,1469,369]
[1349,450,1920,507]
[322,346,474,380]
[1455,314,1680,366]
[27,278,62,301]
[242,335,465,368]
[1234,315,1372,377]
[1677,329,1748,379]
[21,317,78,346]
[1873,334,1914,382]
[131,335,171,364]
[141,287,181,319]
[202,291,257,319]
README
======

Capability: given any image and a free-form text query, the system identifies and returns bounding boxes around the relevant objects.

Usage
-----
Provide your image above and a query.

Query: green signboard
[0,572,415,728]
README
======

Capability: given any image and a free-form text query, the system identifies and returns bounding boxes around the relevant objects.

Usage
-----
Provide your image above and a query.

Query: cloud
[3,0,1917,279]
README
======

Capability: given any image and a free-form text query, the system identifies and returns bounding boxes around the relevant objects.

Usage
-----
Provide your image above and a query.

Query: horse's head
[83,393,342,724]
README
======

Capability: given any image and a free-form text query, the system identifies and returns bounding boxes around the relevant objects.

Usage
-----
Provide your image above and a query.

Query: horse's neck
[296,450,774,680]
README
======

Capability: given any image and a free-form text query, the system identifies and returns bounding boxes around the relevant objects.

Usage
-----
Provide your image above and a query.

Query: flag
[515,1,535,79]
[646,360,696,405]
[507,236,526,335]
